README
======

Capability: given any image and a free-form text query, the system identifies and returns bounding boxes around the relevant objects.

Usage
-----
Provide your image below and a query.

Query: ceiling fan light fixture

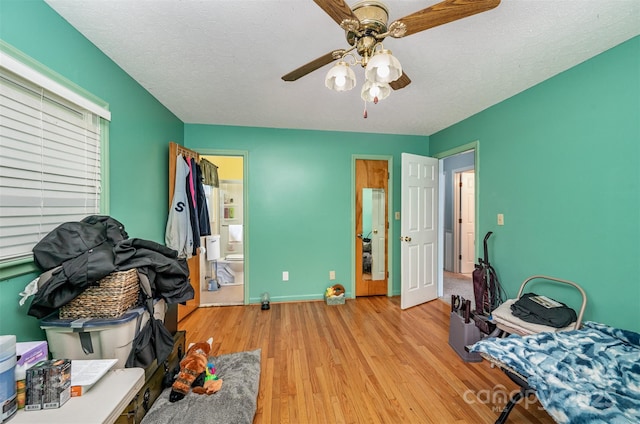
[361,80,391,103]
[365,49,402,83]
[325,61,356,92]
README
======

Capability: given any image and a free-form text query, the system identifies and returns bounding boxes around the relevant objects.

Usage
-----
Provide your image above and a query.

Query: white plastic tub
[0,335,17,422]
[40,300,166,369]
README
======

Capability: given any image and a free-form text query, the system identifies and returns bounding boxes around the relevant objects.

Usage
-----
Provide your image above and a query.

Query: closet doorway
[355,158,389,296]
[199,154,246,306]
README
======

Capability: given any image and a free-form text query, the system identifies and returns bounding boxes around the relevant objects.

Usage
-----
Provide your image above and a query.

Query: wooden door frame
[351,155,394,298]
[433,141,479,297]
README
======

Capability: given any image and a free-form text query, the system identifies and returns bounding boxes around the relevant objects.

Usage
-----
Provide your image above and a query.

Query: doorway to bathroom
[200,154,245,306]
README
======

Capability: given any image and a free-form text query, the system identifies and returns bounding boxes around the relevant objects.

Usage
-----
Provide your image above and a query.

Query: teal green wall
[430,36,640,332]
[0,0,184,340]
[185,126,427,303]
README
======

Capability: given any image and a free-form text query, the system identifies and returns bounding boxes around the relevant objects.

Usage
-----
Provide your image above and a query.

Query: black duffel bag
[511,292,577,328]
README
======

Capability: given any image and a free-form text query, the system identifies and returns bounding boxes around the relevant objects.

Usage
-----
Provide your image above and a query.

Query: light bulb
[361,80,391,103]
[376,65,390,79]
[365,49,402,83]
[325,61,356,92]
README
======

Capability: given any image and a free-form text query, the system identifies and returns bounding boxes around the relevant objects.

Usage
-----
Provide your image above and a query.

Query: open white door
[401,153,439,309]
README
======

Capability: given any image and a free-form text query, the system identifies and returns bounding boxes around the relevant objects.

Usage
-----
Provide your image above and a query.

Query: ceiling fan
[282,0,501,94]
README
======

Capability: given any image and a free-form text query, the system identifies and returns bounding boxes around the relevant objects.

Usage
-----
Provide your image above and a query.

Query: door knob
[373,229,378,234]
[400,236,412,242]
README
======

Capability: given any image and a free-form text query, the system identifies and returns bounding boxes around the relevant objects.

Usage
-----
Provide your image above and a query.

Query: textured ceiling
[45,0,639,136]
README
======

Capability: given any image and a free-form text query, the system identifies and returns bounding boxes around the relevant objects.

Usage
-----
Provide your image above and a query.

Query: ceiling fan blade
[313,0,359,27]
[390,72,411,90]
[392,0,500,38]
[282,51,340,82]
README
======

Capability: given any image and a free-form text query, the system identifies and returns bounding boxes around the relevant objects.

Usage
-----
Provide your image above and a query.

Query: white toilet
[219,224,244,284]
[217,253,243,285]
[225,253,244,271]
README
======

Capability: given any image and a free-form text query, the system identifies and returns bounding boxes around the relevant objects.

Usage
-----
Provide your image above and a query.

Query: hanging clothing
[195,162,211,236]
[165,154,193,258]
[187,157,201,256]
[200,158,219,187]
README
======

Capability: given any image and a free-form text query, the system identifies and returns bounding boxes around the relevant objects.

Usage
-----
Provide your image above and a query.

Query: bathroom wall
[220,181,243,225]
[220,181,244,256]
[211,156,243,180]
[201,156,244,257]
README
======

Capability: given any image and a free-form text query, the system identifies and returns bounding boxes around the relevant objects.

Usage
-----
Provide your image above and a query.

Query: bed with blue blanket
[469,321,640,424]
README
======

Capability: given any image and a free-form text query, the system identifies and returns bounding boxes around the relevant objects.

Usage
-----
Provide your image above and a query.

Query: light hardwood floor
[178,296,554,424]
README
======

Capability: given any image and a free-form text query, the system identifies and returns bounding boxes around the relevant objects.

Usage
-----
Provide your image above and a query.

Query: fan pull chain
[363,100,368,119]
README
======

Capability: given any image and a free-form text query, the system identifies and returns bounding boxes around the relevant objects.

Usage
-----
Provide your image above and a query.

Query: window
[0,42,110,268]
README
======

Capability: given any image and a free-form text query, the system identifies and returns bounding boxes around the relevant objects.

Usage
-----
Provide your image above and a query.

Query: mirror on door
[360,187,385,281]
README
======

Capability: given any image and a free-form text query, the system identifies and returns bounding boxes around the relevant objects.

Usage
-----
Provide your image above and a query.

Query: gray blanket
[141,349,261,424]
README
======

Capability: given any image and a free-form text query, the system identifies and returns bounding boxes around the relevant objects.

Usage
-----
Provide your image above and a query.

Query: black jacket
[28,216,193,319]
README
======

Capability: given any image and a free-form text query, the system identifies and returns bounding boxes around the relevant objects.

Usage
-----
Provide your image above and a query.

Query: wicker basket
[59,269,140,319]
[324,295,345,305]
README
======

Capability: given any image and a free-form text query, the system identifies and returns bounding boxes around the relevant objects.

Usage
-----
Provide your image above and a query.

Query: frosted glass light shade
[325,61,356,91]
[361,80,391,103]
[365,49,402,83]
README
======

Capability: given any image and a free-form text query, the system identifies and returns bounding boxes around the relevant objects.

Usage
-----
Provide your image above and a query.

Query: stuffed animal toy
[169,337,223,402]
[192,362,223,395]
[325,283,345,298]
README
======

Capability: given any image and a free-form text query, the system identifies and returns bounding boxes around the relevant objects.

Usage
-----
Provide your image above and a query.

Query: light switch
[282,271,289,281]
[497,213,504,226]
[395,212,400,220]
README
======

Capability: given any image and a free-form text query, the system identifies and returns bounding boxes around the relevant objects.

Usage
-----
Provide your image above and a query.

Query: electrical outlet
[329,270,336,280]
[282,271,289,281]
[497,213,504,226]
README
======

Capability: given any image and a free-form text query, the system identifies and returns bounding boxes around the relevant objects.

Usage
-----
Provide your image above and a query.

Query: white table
[10,367,144,424]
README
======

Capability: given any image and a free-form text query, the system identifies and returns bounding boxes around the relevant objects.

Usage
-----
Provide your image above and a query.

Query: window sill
[0,257,39,281]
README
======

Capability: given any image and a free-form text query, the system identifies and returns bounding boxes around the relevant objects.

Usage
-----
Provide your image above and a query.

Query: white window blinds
[0,68,103,262]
